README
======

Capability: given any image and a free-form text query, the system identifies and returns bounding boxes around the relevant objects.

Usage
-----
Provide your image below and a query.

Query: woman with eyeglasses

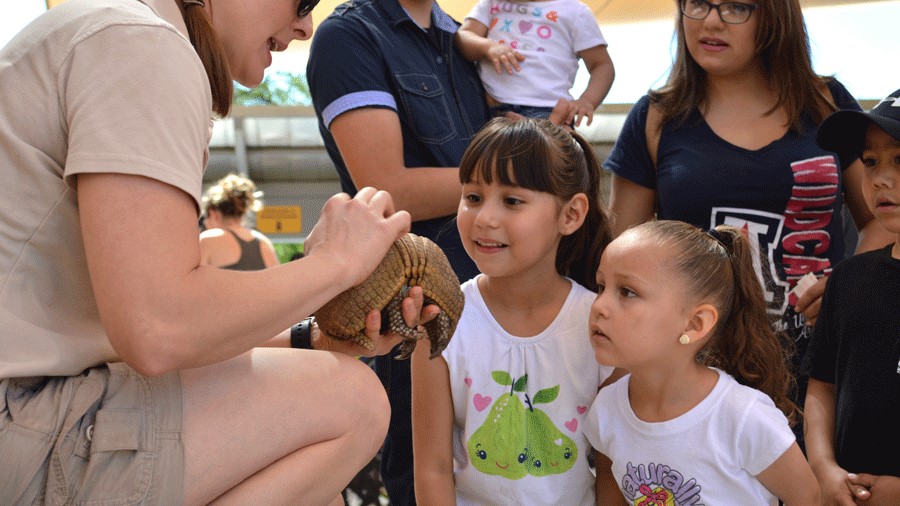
[0,0,435,504]
[603,0,892,450]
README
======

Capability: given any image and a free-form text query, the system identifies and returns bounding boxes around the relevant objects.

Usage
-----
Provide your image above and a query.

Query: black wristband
[290,317,315,350]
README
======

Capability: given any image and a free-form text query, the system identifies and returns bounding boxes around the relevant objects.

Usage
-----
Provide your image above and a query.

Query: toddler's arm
[756,442,821,504]
[569,45,615,127]
[805,378,858,505]
[456,18,524,75]
[411,340,457,505]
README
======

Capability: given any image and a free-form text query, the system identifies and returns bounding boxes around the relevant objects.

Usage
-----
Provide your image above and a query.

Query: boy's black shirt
[806,244,900,476]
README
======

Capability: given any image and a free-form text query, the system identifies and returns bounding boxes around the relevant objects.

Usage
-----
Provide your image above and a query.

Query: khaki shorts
[0,363,184,505]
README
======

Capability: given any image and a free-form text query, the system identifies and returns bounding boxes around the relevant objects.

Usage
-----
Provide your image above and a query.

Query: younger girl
[412,117,617,504]
[584,221,820,505]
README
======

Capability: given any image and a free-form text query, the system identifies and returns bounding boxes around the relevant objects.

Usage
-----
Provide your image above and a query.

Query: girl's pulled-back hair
[638,220,797,423]
[181,0,233,117]
[203,173,263,218]
[458,117,611,290]
[651,0,835,132]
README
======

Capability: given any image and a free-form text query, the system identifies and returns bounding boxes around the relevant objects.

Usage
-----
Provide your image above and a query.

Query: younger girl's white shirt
[584,368,796,505]
[442,276,613,505]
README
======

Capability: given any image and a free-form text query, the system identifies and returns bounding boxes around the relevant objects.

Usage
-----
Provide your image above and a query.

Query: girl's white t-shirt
[584,369,796,505]
[443,276,613,505]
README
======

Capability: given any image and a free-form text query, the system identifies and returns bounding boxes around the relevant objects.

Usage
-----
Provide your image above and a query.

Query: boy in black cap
[805,88,900,505]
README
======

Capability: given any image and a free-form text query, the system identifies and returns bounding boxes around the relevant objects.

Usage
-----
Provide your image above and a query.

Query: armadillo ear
[559,193,588,236]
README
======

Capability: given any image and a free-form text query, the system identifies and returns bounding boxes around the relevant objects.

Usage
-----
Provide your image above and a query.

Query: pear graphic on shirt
[522,388,578,477]
[468,372,529,479]
[468,371,574,479]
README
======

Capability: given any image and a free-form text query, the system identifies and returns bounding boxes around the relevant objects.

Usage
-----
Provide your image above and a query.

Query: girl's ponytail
[182,0,233,117]
[703,226,797,424]
[557,131,610,291]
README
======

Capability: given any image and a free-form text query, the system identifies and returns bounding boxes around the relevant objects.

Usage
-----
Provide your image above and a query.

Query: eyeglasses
[680,0,758,25]
[296,0,320,19]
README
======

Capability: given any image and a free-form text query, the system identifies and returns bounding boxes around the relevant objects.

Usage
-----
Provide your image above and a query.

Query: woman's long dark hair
[458,117,611,290]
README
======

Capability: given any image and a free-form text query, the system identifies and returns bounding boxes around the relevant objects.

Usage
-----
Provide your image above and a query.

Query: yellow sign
[257,205,302,234]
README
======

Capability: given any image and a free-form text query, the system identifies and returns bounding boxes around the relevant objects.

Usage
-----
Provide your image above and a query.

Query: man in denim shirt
[307,1,490,503]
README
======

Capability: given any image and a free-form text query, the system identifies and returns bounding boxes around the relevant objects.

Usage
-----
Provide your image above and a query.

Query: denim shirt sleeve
[309,4,485,153]
[307,16,397,129]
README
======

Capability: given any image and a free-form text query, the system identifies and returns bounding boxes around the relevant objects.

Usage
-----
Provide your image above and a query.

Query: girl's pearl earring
[679,334,691,345]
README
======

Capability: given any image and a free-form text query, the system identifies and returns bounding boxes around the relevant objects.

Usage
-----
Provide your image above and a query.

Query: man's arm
[329,108,462,221]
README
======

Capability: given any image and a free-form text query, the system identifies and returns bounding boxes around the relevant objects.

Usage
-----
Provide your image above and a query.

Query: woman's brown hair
[458,117,611,291]
[181,0,233,117]
[651,0,835,133]
[638,220,797,423]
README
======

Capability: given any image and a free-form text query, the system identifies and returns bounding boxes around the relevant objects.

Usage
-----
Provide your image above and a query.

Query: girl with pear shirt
[412,117,620,505]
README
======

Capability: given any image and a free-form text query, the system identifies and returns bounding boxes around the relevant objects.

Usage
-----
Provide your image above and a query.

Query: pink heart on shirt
[519,21,533,34]
[564,418,578,432]
[473,394,492,412]
[464,377,473,387]
[576,406,587,414]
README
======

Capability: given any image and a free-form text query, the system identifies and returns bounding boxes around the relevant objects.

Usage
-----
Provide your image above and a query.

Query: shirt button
[436,56,443,64]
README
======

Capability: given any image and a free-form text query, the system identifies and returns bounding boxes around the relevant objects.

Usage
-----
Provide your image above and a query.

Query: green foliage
[274,242,304,264]
[233,72,310,106]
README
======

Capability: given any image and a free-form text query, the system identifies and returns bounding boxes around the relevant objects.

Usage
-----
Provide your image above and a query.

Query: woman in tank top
[199,173,279,270]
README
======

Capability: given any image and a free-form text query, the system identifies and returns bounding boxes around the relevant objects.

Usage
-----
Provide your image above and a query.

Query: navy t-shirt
[605,80,862,347]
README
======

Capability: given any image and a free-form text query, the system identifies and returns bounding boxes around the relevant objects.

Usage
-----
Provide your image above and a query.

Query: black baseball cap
[817,87,900,156]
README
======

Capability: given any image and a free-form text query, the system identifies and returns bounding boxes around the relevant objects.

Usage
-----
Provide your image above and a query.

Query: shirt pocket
[394,72,458,145]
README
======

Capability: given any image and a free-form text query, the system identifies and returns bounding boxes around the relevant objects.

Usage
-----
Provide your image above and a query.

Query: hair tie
[707,228,727,248]
[183,0,204,7]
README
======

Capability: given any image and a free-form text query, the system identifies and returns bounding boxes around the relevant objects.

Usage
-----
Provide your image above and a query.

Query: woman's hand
[314,286,441,357]
[305,188,411,288]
